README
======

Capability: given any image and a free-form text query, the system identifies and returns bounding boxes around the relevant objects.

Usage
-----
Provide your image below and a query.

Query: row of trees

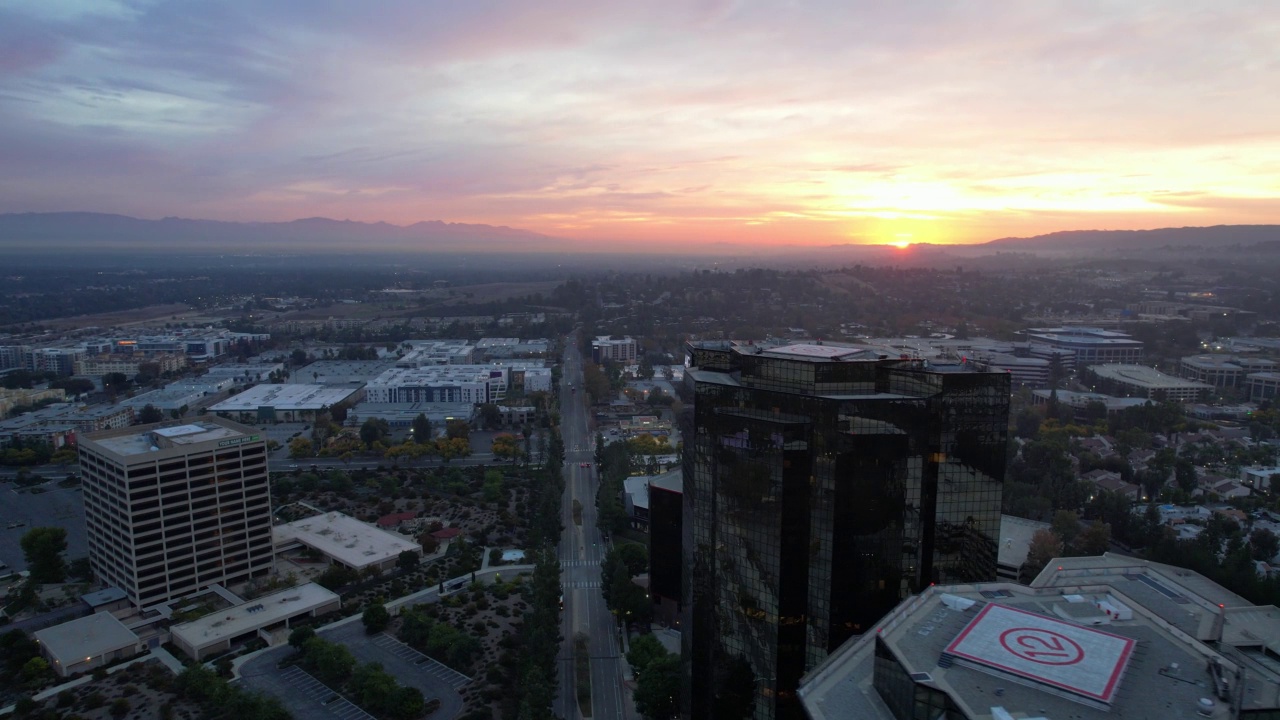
[626,635,682,720]
[601,544,651,624]
[503,422,566,719]
[287,629,425,720]
[396,604,483,671]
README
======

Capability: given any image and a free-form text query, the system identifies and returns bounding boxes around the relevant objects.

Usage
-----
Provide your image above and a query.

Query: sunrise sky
[1,1,1278,248]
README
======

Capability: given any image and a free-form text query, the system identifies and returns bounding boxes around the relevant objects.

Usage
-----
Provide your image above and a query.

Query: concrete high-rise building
[77,418,274,608]
[684,342,1010,720]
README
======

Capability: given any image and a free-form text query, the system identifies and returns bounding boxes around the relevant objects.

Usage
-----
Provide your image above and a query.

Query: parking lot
[251,422,309,463]
[238,620,465,720]
[240,649,376,720]
[370,633,471,690]
[0,482,88,572]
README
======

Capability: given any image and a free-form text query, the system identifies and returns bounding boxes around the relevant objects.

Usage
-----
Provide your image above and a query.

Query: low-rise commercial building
[287,360,395,385]
[1180,354,1278,389]
[475,337,550,359]
[1024,327,1144,365]
[274,512,421,573]
[1247,372,1280,403]
[1030,389,1150,416]
[395,339,474,367]
[343,401,474,431]
[1086,364,1212,402]
[121,378,236,412]
[34,612,142,677]
[202,362,286,383]
[171,582,340,661]
[208,383,362,423]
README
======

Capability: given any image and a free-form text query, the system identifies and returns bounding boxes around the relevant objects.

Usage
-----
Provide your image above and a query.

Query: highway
[554,336,630,720]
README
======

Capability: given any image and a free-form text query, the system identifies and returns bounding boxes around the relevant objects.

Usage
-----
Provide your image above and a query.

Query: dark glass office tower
[682,342,1009,720]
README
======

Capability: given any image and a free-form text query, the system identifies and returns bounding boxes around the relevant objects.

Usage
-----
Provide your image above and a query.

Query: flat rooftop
[171,582,338,649]
[945,603,1134,705]
[34,612,138,660]
[86,418,258,457]
[1089,364,1213,390]
[800,580,1261,720]
[997,514,1048,570]
[209,384,360,412]
[762,343,877,361]
[275,512,421,569]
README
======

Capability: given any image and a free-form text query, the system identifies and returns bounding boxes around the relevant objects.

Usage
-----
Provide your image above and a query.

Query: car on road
[579,462,591,468]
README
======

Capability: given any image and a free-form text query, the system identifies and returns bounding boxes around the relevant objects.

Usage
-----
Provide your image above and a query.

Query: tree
[436,437,470,462]
[102,372,130,393]
[1252,528,1280,562]
[363,604,391,634]
[289,437,313,459]
[1022,529,1063,583]
[482,469,505,502]
[634,654,681,720]
[360,418,390,449]
[478,403,503,429]
[1175,458,1198,493]
[315,564,359,590]
[1076,521,1112,556]
[21,527,67,583]
[491,433,520,461]
[397,550,420,573]
[626,634,668,673]
[49,447,78,466]
[615,544,649,578]
[290,349,309,366]
[51,377,95,396]
[445,419,470,441]
[137,404,164,424]
[411,413,432,442]
[288,626,316,649]
[20,656,50,683]
[302,637,356,686]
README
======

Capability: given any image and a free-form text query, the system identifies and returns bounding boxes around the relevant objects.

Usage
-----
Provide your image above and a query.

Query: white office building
[77,418,274,608]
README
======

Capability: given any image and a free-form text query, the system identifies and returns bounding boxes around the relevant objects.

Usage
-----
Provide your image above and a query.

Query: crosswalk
[278,666,375,720]
[372,633,472,689]
[559,559,600,568]
[562,580,601,590]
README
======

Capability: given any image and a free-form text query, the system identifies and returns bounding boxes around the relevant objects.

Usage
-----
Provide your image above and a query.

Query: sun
[892,239,913,249]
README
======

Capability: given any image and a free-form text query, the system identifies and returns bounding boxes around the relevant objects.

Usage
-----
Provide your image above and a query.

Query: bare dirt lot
[32,304,203,331]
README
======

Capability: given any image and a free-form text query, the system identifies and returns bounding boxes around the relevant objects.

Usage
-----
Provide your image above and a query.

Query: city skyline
[2,1,1278,250]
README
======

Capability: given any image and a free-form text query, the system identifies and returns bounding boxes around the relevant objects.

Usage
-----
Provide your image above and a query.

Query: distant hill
[982,225,1280,252]
[0,212,556,254]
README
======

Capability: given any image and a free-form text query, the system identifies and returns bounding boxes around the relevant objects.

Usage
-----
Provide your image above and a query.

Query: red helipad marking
[999,627,1085,665]
[944,604,1135,702]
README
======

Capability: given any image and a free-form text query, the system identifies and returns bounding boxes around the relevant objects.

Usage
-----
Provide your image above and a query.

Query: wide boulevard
[554,336,630,719]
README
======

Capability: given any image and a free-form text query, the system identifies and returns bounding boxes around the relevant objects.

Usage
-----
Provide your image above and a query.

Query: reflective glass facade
[683,344,1009,720]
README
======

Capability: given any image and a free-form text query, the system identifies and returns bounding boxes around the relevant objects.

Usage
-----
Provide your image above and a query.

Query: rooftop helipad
[943,603,1135,705]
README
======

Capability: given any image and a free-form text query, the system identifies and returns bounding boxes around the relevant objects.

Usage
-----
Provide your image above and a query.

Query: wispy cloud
[1,0,1278,246]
